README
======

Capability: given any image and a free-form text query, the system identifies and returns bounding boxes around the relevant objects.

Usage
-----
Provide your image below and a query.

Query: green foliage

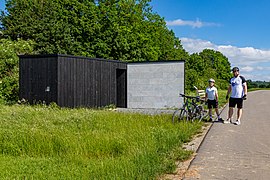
[247,80,270,89]
[0,105,202,179]
[0,0,233,99]
[185,49,231,91]
[1,0,188,61]
[0,38,34,102]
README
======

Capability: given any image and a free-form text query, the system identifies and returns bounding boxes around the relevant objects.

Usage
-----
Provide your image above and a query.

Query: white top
[206,86,217,100]
[230,75,246,98]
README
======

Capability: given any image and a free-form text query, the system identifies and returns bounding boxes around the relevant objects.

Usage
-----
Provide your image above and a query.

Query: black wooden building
[19,54,127,108]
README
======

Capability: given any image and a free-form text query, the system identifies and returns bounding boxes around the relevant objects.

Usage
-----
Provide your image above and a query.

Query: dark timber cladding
[19,54,127,108]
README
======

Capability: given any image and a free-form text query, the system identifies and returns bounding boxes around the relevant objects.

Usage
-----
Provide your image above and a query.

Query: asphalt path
[184,90,270,180]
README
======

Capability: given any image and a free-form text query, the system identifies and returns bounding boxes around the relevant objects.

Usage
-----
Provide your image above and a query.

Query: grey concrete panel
[127,61,184,109]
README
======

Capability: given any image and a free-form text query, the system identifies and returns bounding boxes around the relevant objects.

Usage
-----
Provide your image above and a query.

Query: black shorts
[229,97,243,109]
[208,100,218,109]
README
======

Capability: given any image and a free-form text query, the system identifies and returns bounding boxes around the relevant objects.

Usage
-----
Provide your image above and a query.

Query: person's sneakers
[209,117,213,122]
[223,119,231,124]
[234,120,241,125]
[218,117,223,122]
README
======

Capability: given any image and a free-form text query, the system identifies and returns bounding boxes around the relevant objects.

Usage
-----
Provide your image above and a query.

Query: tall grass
[0,104,202,179]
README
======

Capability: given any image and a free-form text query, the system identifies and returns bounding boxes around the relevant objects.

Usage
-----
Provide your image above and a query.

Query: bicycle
[172,93,208,123]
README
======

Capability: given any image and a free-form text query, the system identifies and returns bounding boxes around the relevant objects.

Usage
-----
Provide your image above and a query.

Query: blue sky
[1,0,270,81]
[0,0,4,13]
[150,0,270,81]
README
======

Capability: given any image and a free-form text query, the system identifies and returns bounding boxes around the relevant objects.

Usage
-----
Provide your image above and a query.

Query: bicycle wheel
[191,105,205,122]
[200,108,209,121]
[172,108,189,123]
[197,105,208,122]
[187,104,197,122]
[190,107,199,122]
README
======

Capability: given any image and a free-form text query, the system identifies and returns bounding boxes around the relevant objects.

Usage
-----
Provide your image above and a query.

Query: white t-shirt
[206,86,217,100]
[230,75,246,98]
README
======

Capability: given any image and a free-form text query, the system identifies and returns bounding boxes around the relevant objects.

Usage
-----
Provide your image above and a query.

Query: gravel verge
[116,108,175,115]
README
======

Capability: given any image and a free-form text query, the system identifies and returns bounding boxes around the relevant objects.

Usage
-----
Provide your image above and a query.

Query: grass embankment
[248,88,270,92]
[0,104,202,179]
[218,90,228,107]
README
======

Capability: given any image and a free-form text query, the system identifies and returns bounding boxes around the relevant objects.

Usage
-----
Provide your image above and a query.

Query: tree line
[0,0,234,102]
[247,80,270,89]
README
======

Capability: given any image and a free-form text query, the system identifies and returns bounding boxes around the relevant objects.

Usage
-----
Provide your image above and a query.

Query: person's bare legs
[237,108,242,121]
[233,108,243,125]
[215,108,219,116]
[215,108,221,120]
[228,107,234,120]
[209,108,212,120]
[224,107,234,123]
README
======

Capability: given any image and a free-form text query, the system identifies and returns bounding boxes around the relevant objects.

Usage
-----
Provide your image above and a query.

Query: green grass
[248,88,270,92]
[218,90,228,107]
[0,104,202,179]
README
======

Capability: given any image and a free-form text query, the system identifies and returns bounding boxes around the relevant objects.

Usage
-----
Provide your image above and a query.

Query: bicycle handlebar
[179,93,198,99]
[179,93,205,102]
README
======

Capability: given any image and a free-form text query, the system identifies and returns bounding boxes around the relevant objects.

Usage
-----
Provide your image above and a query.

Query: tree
[185,49,231,90]
[1,0,188,61]
[1,0,98,55]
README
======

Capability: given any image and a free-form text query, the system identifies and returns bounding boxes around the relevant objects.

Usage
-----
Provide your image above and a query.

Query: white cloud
[180,37,216,52]
[166,19,220,28]
[180,37,270,81]
[242,66,254,72]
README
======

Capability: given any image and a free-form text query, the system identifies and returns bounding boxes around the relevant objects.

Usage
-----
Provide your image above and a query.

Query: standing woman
[205,78,222,122]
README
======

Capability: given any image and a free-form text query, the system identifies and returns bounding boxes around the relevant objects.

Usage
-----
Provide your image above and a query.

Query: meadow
[0,104,203,179]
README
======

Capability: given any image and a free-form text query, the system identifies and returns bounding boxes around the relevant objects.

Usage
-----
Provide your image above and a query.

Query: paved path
[184,90,270,180]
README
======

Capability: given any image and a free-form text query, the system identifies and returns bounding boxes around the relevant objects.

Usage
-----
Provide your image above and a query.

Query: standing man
[224,67,248,125]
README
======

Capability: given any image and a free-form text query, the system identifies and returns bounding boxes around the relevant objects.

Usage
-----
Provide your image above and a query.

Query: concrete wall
[127,61,184,109]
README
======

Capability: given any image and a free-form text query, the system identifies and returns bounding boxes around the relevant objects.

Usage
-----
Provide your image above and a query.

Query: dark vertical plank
[84,59,89,107]
[111,63,117,105]
[58,56,67,107]
[63,56,69,107]
[57,57,68,107]
[57,56,62,106]
[89,59,94,107]
[76,58,83,107]
[100,60,106,106]
[95,60,99,107]
[63,56,68,107]
[69,57,75,107]
[28,59,33,103]
[80,58,84,107]
[72,57,77,107]
[93,60,98,107]
[82,59,87,106]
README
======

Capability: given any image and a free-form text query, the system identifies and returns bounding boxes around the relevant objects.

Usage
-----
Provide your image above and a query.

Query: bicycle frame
[172,93,208,123]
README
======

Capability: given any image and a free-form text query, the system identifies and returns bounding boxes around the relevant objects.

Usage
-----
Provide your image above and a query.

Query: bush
[0,38,34,102]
